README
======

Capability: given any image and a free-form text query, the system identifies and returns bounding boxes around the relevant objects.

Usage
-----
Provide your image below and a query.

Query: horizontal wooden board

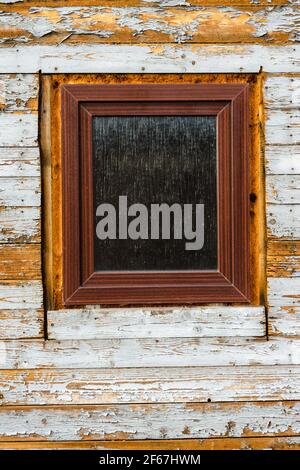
[48,307,265,340]
[0,401,299,440]
[1,337,300,368]
[265,145,300,175]
[0,280,43,310]
[0,207,40,243]
[0,114,38,147]
[265,76,300,109]
[269,307,300,337]
[0,177,40,206]
[1,6,300,45]
[0,74,38,112]
[267,204,300,239]
[0,436,299,450]
[0,147,40,177]
[267,240,300,277]
[0,365,299,406]
[266,174,300,204]
[0,1,297,7]
[266,109,300,146]
[1,44,300,73]
[0,244,41,280]
[268,277,300,308]
[0,309,43,339]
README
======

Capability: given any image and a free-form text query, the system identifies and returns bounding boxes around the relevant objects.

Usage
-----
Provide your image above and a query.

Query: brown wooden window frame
[62,83,250,305]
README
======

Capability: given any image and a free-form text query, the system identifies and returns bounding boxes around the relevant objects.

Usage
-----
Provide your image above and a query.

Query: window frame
[61,84,250,305]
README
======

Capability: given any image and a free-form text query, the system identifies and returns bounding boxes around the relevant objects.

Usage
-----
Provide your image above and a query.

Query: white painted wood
[269,307,300,337]
[265,145,300,175]
[1,337,300,369]
[0,74,38,112]
[0,207,40,243]
[0,401,299,440]
[48,306,265,340]
[0,281,43,310]
[0,366,299,406]
[267,204,300,239]
[0,309,43,339]
[0,177,40,206]
[0,45,299,73]
[266,174,300,203]
[0,148,40,177]
[268,278,300,307]
[0,114,38,147]
[266,109,300,145]
[265,76,300,109]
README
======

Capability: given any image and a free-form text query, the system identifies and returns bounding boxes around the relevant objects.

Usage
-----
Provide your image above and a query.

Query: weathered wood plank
[0,402,299,440]
[0,45,299,73]
[0,207,40,243]
[0,281,43,310]
[268,277,300,308]
[0,437,299,450]
[0,366,299,405]
[0,114,38,147]
[0,2,296,7]
[266,109,300,146]
[0,148,40,177]
[269,306,300,337]
[0,244,41,280]
[0,309,43,339]
[265,76,300,109]
[1,337,300,369]
[0,177,40,206]
[267,204,300,239]
[0,6,299,45]
[267,240,300,277]
[265,145,300,175]
[0,74,38,112]
[48,307,265,340]
[266,174,300,204]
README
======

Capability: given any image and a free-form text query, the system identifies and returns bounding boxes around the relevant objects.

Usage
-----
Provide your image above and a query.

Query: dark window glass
[92,115,217,271]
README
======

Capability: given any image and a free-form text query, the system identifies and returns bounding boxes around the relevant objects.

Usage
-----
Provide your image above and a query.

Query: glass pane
[92,115,217,271]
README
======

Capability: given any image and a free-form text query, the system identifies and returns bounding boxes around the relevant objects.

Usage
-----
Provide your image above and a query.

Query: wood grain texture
[0,402,300,441]
[0,5,299,45]
[0,309,43,339]
[267,204,300,239]
[0,366,299,406]
[0,148,40,177]
[266,109,300,146]
[0,281,43,310]
[0,45,300,73]
[0,74,38,112]
[1,337,300,369]
[0,437,299,450]
[0,207,40,243]
[266,175,300,204]
[0,244,41,280]
[267,240,300,277]
[48,307,265,340]
[265,145,300,175]
[0,177,40,206]
[0,1,297,7]
[265,76,300,110]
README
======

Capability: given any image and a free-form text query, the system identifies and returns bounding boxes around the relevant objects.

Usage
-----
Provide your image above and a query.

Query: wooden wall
[0,0,300,450]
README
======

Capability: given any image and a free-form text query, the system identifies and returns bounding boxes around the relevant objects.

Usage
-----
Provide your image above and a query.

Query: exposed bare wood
[0,207,40,243]
[0,401,299,440]
[1,337,300,369]
[267,204,300,239]
[0,45,299,73]
[265,145,300,175]
[268,277,300,307]
[265,76,300,109]
[269,306,300,337]
[0,148,40,177]
[0,74,38,112]
[0,366,299,405]
[0,309,43,339]
[0,2,297,7]
[0,6,299,46]
[0,244,41,280]
[0,114,38,147]
[48,307,265,340]
[0,436,299,450]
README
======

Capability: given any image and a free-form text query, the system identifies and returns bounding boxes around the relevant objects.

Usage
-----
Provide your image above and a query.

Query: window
[61,83,250,305]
